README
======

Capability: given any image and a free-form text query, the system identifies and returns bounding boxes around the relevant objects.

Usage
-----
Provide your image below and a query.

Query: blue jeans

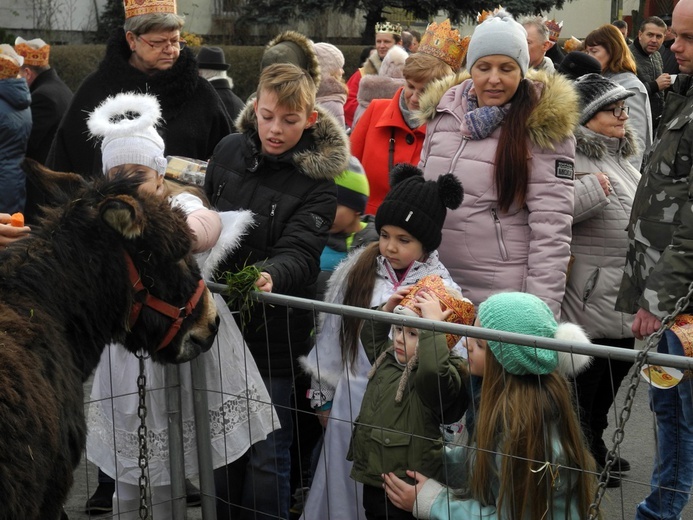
[215,375,293,520]
[636,331,693,520]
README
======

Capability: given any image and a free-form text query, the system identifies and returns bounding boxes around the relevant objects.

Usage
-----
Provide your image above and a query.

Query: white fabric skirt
[86,293,279,486]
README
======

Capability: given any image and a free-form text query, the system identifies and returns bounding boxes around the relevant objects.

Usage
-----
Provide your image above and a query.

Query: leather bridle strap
[124,252,206,351]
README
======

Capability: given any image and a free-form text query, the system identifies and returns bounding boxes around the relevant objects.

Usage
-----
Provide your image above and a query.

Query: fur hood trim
[357,76,405,107]
[235,104,349,182]
[575,125,639,161]
[362,54,382,76]
[263,31,321,89]
[200,210,255,281]
[416,69,580,149]
[554,322,593,377]
[317,75,348,100]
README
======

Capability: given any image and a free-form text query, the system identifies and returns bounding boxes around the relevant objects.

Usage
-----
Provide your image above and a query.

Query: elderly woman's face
[586,101,629,138]
[126,29,182,74]
[470,55,522,107]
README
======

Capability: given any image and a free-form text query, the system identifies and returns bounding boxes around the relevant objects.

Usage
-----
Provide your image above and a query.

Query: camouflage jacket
[616,75,693,318]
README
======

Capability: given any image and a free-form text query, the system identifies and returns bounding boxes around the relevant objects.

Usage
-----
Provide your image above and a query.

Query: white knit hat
[466,9,529,76]
[313,42,344,77]
[87,92,167,177]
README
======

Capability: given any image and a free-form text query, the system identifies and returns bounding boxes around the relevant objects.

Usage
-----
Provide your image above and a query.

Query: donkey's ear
[100,195,145,239]
[23,158,89,224]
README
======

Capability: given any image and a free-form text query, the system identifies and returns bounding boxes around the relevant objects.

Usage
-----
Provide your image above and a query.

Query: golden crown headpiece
[123,0,177,19]
[563,36,583,53]
[545,19,563,42]
[0,55,20,80]
[14,37,50,67]
[477,5,504,24]
[374,21,403,36]
[396,275,476,349]
[418,20,467,71]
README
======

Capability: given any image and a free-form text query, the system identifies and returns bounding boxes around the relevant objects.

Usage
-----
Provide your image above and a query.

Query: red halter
[124,252,207,351]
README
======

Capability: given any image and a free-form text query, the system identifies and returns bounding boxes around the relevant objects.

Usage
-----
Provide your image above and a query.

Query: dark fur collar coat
[46,30,231,179]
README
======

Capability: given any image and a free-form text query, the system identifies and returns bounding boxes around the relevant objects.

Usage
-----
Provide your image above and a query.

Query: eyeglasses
[601,104,630,118]
[137,35,186,51]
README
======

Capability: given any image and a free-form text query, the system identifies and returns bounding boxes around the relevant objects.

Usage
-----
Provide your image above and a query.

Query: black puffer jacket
[205,104,349,377]
[47,30,231,179]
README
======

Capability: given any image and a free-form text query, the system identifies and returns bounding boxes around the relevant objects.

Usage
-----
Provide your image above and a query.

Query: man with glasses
[618,1,693,518]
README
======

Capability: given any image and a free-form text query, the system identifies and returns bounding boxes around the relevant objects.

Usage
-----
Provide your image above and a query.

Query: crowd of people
[2,0,693,519]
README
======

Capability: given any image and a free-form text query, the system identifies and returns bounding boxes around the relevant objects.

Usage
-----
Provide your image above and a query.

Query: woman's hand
[595,172,612,197]
[0,214,30,250]
[255,272,273,292]
[382,470,429,512]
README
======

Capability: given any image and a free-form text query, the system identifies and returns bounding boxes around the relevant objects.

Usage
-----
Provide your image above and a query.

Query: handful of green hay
[222,265,262,317]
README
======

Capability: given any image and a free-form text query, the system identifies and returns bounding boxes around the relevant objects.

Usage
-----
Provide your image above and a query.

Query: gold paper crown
[563,36,583,53]
[418,20,467,70]
[123,0,177,19]
[477,5,504,24]
[14,39,50,67]
[0,55,20,80]
[545,19,563,42]
[374,21,403,36]
[397,275,476,349]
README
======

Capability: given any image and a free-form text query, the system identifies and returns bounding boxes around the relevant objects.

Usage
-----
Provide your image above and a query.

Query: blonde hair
[256,62,317,114]
[469,349,597,519]
[584,24,637,74]
[403,53,453,84]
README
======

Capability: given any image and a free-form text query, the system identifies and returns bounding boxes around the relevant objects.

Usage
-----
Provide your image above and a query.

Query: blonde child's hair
[470,350,597,519]
[257,62,317,114]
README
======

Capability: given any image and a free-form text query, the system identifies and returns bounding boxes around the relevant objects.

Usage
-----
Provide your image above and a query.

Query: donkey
[0,161,219,519]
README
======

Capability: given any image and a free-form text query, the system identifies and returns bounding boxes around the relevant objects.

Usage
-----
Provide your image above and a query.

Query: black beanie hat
[557,51,602,81]
[375,164,464,252]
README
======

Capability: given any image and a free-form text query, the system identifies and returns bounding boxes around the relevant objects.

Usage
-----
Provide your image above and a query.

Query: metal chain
[588,280,693,519]
[136,352,150,519]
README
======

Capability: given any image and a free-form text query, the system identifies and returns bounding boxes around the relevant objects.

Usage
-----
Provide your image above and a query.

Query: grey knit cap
[466,10,529,76]
[574,73,634,125]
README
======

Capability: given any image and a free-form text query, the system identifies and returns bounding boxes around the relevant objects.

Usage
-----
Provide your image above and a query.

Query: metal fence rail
[69,287,692,519]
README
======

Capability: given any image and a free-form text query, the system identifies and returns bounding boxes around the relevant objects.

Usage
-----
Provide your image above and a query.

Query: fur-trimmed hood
[317,75,348,102]
[362,53,383,76]
[574,124,639,161]
[357,75,405,107]
[262,30,321,89]
[235,103,349,182]
[417,69,580,150]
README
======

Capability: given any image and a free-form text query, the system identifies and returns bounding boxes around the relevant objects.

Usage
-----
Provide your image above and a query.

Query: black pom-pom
[438,173,464,209]
[389,163,423,188]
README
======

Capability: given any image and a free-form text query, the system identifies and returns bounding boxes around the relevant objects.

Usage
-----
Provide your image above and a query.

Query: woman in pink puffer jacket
[417,10,580,318]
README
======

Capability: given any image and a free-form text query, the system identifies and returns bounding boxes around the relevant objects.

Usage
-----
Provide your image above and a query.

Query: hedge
[50,45,367,101]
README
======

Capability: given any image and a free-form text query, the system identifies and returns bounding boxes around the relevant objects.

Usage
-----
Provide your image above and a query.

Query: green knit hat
[335,156,370,214]
[478,292,559,375]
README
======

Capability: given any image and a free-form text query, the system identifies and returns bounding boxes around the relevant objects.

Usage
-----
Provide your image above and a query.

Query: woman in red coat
[350,51,454,215]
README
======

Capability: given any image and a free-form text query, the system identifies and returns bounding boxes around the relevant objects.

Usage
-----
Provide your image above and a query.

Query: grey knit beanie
[574,73,634,125]
[466,9,529,76]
